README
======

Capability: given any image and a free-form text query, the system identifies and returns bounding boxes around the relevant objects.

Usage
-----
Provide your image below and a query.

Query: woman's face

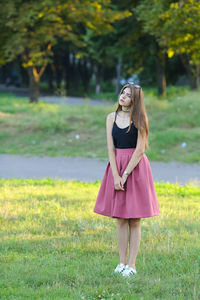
[119,87,132,107]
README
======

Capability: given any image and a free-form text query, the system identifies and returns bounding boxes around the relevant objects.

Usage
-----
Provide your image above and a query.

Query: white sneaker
[114,263,126,274]
[122,265,137,277]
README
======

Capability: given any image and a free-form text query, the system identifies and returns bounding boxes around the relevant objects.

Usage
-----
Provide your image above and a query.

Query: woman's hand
[114,175,125,191]
[122,173,128,185]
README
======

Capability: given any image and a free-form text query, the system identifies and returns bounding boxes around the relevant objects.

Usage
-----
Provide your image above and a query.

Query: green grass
[0,179,199,299]
[0,87,200,162]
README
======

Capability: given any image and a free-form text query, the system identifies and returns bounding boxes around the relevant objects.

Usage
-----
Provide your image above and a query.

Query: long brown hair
[116,83,149,150]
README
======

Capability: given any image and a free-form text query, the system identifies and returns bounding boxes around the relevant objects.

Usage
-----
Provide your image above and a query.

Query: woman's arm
[106,113,119,178]
[123,129,146,176]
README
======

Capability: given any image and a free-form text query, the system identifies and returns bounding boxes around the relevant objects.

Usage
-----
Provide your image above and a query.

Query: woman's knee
[129,218,141,227]
[117,218,129,227]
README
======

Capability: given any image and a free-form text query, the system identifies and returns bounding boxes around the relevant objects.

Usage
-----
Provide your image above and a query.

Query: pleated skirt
[93,148,160,219]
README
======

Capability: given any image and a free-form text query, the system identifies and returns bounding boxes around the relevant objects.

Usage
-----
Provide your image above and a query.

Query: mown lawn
[0,88,200,163]
[0,179,199,299]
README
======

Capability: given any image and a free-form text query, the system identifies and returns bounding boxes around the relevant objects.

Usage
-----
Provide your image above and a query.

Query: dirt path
[0,84,111,106]
[0,154,199,186]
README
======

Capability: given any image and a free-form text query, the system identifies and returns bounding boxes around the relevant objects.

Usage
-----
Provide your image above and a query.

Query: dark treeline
[0,0,199,103]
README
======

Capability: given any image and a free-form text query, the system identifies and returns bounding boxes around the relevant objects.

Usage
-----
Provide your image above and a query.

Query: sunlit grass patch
[0,88,200,162]
[0,179,199,299]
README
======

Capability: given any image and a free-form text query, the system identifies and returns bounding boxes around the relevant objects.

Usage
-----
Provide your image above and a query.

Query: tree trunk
[115,55,122,94]
[197,64,200,87]
[55,66,62,89]
[156,50,167,96]
[78,58,92,94]
[27,66,40,103]
[64,49,70,92]
[46,64,54,90]
[180,55,198,89]
[95,64,102,94]
[70,53,78,92]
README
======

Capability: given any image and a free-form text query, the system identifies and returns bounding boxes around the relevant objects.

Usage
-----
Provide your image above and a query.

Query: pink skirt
[93,148,160,219]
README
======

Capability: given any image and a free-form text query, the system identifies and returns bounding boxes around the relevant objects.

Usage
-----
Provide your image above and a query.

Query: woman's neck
[121,107,130,112]
[118,110,131,119]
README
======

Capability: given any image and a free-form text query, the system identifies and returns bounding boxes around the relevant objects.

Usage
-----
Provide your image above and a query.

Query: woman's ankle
[127,263,136,269]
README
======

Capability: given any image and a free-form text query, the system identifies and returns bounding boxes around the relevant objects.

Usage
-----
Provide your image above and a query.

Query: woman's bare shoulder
[107,111,115,121]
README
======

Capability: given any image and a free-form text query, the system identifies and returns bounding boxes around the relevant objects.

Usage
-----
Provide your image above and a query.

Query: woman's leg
[127,218,141,268]
[116,218,129,265]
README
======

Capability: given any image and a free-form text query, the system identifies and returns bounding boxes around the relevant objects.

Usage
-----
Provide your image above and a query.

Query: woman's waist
[115,147,136,154]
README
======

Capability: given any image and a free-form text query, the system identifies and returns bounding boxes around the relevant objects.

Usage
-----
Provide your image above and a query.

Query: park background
[0,0,199,299]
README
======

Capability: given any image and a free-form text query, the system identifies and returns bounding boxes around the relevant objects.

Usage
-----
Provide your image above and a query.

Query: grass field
[0,179,199,299]
[0,87,200,163]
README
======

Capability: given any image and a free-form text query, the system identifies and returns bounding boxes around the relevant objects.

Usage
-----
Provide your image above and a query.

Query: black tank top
[112,112,138,148]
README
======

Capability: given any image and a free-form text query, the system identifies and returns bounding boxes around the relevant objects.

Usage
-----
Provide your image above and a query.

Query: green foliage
[135,0,169,45]
[135,0,200,65]
[164,1,200,65]
[0,0,131,67]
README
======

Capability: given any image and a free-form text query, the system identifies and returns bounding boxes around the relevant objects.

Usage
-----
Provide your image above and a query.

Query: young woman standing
[93,83,160,277]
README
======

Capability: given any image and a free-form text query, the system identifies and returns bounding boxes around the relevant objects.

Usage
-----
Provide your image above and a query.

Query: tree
[76,0,152,95]
[0,0,131,102]
[135,0,171,96]
[162,0,200,89]
[135,0,200,91]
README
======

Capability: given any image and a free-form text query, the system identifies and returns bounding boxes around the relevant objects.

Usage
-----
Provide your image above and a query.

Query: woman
[93,82,160,277]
